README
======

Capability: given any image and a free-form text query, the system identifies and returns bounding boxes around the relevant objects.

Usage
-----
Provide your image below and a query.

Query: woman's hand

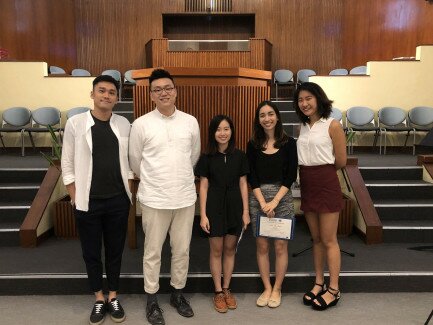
[242,210,250,230]
[200,216,210,234]
[262,199,278,217]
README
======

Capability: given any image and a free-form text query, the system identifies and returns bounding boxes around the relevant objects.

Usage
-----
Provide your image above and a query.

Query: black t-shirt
[89,114,124,199]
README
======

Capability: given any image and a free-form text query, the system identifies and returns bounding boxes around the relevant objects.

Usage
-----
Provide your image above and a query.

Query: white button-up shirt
[129,108,201,209]
[297,117,336,166]
[61,111,134,211]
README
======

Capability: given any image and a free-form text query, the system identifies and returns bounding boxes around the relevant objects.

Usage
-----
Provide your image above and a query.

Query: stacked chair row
[49,66,137,100]
[0,107,90,156]
[330,106,433,155]
[273,66,367,99]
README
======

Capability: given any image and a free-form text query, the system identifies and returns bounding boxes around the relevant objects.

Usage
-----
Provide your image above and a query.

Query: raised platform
[1,220,432,295]
[0,152,432,295]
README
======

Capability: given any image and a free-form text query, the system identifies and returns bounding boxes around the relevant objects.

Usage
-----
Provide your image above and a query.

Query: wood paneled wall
[134,85,269,151]
[1,0,433,75]
[342,0,433,68]
[0,0,77,71]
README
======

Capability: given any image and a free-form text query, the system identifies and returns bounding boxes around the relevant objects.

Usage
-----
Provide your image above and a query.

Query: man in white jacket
[129,69,200,325]
[62,75,133,325]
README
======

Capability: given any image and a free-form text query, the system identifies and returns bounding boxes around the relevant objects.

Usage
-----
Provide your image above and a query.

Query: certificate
[256,214,295,240]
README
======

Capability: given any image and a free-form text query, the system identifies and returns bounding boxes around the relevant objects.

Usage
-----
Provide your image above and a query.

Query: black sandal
[303,282,326,306]
[311,286,341,311]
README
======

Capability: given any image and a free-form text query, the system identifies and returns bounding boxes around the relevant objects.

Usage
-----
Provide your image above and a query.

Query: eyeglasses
[151,86,175,95]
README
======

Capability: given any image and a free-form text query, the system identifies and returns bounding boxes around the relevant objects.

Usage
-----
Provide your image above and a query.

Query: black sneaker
[146,301,165,325]
[106,298,126,323]
[170,293,194,317]
[90,300,106,325]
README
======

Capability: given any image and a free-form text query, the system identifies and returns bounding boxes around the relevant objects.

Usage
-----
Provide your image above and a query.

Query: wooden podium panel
[145,38,272,70]
[133,67,272,87]
[132,67,271,151]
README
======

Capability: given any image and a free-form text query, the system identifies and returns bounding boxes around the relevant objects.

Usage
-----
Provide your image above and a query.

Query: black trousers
[74,192,130,293]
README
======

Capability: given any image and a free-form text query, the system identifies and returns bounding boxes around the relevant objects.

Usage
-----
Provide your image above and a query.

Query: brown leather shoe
[222,288,237,309]
[213,293,228,313]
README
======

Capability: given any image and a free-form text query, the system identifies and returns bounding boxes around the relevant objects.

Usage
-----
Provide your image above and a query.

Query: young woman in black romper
[195,115,250,313]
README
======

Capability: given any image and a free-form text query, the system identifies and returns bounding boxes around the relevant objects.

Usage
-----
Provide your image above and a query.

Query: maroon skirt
[299,164,343,213]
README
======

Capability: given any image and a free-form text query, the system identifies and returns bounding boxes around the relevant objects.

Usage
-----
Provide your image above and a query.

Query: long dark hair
[294,82,333,125]
[206,115,236,155]
[252,101,288,150]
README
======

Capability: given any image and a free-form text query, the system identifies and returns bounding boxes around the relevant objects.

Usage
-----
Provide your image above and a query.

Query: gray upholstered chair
[408,106,433,154]
[273,69,294,99]
[0,107,33,156]
[329,68,348,76]
[49,66,66,74]
[378,107,414,154]
[71,68,91,77]
[349,65,367,75]
[66,107,90,119]
[296,69,316,85]
[26,107,62,150]
[346,106,380,154]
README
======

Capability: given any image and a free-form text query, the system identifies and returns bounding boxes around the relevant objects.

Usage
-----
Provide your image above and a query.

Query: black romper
[195,149,249,237]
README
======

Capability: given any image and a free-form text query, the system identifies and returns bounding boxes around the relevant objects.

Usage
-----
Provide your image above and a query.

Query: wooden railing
[20,166,61,247]
[343,157,382,244]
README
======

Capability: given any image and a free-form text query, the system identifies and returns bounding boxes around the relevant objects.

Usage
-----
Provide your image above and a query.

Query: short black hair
[92,75,119,93]
[206,115,236,155]
[252,100,288,150]
[149,68,175,87]
[294,82,333,125]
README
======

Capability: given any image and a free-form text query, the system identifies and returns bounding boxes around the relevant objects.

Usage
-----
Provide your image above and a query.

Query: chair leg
[404,130,410,147]
[0,132,5,149]
[413,130,416,155]
[20,129,25,157]
[27,131,36,150]
[372,130,379,147]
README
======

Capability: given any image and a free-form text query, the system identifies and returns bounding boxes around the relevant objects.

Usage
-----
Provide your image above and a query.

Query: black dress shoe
[146,301,165,325]
[170,293,194,317]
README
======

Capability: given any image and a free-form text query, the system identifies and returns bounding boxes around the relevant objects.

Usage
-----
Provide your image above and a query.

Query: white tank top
[297,117,335,166]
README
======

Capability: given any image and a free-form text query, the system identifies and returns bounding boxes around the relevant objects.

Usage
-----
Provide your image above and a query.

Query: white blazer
[61,111,134,211]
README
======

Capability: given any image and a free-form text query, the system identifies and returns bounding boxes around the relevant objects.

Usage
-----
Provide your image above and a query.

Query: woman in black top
[195,115,250,313]
[247,101,298,308]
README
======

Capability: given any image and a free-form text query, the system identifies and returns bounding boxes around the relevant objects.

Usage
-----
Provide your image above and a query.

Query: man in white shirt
[129,69,200,325]
[62,75,134,324]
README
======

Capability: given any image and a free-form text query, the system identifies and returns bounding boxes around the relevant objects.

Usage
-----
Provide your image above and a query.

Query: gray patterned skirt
[249,183,295,237]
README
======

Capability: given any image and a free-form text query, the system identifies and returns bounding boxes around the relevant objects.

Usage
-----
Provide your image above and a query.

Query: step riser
[115,112,134,124]
[360,169,422,181]
[0,189,38,202]
[383,229,433,243]
[280,111,300,123]
[0,232,20,247]
[113,102,133,112]
[282,125,300,138]
[376,207,433,220]
[271,101,294,112]
[0,209,29,224]
[367,186,433,200]
[0,171,46,183]
[1,275,431,295]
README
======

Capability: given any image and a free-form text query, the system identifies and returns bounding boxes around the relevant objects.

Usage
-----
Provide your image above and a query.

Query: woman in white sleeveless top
[294,82,346,311]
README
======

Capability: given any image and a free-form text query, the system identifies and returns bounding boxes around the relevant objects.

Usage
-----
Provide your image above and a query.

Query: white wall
[0,62,94,147]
